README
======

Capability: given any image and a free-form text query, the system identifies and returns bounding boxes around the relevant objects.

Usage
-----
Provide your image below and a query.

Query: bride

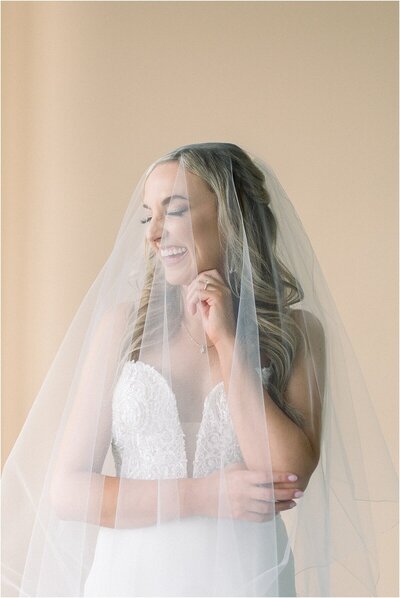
[1,143,396,597]
[81,149,322,596]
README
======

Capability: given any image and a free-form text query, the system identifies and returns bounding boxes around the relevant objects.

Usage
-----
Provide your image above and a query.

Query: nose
[146,214,165,249]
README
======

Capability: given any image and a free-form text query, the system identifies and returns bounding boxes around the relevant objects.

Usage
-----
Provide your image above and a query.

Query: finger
[196,274,224,291]
[275,488,304,500]
[275,500,297,514]
[221,463,298,487]
[189,283,216,303]
[246,471,298,486]
[186,287,199,315]
[273,482,303,490]
[186,278,199,296]
[186,287,199,306]
[185,291,197,315]
[197,290,218,304]
[252,486,301,502]
[251,486,276,502]
[199,269,226,285]
[248,499,275,515]
[197,279,218,292]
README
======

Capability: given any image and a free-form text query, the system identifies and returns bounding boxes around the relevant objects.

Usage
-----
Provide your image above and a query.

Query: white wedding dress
[83,360,296,597]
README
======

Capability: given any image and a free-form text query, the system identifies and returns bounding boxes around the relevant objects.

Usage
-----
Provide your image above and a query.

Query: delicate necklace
[181,320,214,354]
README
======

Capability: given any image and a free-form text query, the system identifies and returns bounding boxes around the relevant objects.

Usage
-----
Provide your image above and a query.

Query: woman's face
[142,161,222,286]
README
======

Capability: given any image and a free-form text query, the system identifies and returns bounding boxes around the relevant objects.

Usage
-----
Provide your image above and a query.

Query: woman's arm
[48,305,202,527]
[48,301,207,528]
[216,309,325,492]
[50,300,307,527]
[51,468,300,528]
[50,471,202,528]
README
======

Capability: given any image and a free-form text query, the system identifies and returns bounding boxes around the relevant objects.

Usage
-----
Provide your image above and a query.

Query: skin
[143,160,223,288]
[52,161,322,528]
[141,161,322,521]
[143,161,238,359]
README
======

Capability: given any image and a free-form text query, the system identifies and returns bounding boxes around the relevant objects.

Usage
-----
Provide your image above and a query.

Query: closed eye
[140,208,188,224]
[167,208,188,217]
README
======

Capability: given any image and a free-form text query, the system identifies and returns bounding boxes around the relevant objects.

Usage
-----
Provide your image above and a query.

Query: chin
[161,259,194,287]
[165,270,194,287]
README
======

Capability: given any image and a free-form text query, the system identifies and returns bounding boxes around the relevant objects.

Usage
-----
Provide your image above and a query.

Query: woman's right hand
[198,463,302,522]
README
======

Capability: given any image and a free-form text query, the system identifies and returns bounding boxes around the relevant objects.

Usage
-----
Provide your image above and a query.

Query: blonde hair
[130,142,305,427]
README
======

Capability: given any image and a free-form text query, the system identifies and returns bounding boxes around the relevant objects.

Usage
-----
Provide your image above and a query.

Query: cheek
[193,220,221,256]
[164,218,191,242]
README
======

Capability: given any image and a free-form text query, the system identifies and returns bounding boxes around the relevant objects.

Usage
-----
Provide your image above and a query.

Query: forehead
[143,161,215,206]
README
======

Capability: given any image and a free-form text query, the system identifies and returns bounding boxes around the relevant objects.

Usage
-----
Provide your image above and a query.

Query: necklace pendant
[200,344,206,354]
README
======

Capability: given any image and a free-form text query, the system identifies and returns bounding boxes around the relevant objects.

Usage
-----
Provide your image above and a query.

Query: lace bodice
[111,360,272,479]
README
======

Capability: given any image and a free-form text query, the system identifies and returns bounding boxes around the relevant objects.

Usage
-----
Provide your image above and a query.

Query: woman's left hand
[186,269,236,350]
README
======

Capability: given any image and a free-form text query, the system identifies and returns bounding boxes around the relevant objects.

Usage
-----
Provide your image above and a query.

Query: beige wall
[2,2,398,595]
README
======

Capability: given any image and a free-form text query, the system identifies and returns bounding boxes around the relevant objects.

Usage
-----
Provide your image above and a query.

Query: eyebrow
[142,194,188,210]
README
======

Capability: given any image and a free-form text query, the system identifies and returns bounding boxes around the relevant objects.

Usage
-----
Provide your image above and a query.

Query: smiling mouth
[159,245,188,265]
[160,246,187,257]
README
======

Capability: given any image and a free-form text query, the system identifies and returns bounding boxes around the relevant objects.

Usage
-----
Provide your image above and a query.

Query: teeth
[161,246,187,257]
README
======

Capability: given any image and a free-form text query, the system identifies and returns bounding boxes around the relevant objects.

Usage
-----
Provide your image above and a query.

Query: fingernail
[288,474,298,481]
[294,491,304,498]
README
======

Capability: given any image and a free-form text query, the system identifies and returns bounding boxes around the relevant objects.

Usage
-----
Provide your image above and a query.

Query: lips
[159,245,188,266]
[160,246,187,257]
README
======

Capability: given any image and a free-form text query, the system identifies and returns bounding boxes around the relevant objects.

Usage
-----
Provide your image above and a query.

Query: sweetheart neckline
[122,359,272,422]
[118,360,226,476]
[125,359,270,401]
[124,359,224,404]
[116,360,272,478]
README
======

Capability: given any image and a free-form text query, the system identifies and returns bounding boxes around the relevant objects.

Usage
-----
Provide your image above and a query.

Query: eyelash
[140,208,187,224]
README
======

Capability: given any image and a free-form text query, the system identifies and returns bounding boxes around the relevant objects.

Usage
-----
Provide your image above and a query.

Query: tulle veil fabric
[1,142,397,597]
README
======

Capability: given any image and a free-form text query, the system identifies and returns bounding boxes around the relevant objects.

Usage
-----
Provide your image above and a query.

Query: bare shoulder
[288,308,324,332]
[288,308,326,353]
[285,308,327,412]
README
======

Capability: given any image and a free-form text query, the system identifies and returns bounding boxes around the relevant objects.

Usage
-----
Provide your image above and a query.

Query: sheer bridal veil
[1,142,397,597]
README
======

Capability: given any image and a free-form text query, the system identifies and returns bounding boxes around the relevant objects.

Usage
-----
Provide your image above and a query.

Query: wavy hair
[129,142,306,427]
